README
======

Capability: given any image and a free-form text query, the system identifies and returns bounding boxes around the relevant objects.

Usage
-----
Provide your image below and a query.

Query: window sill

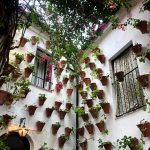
[31,84,53,93]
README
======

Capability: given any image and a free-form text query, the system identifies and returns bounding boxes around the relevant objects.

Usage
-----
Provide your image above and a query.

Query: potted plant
[84,121,93,134]
[136,74,148,87]
[3,114,17,127]
[96,114,107,132]
[79,90,87,99]
[20,37,28,47]
[84,57,90,64]
[11,70,21,81]
[0,90,11,105]
[90,67,103,79]
[89,62,95,70]
[31,36,44,45]
[58,134,70,148]
[23,103,38,115]
[98,138,114,150]
[46,107,55,117]
[80,71,85,78]
[83,78,91,86]
[86,99,93,108]
[63,75,69,84]
[99,100,110,113]
[90,83,97,91]
[25,64,37,77]
[65,127,76,137]
[85,84,91,91]
[138,48,150,62]
[27,51,35,62]
[46,41,51,49]
[131,44,142,56]
[66,101,73,110]
[140,0,150,12]
[39,93,47,106]
[100,76,108,86]
[97,54,105,64]
[36,121,45,131]
[76,79,84,90]
[115,71,124,82]
[59,109,70,119]
[89,105,101,118]
[2,64,15,76]
[78,138,87,150]
[38,142,49,150]
[56,81,63,92]
[13,52,25,64]
[67,87,73,96]
[77,126,84,136]
[55,100,62,110]
[90,89,101,100]
[69,74,75,82]
[52,122,61,134]
[61,60,66,68]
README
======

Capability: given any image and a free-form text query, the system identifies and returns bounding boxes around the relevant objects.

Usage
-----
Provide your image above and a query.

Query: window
[112,45,146,117]
[31,49,52,90]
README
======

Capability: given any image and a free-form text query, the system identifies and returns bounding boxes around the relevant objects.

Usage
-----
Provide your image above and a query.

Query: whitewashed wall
[78,0,150,149]
[0,24,76,150]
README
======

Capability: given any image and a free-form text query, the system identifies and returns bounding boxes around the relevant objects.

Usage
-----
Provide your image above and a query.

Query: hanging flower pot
[39,98,46,106]
[61,60,66,68]
[131,44,142,56]
[80,71,85,78]
[3,64,15,76]
[69,75,74,82]
[136,75,148,87]
[27,54,35,62]
[80,91,87,99]
[144,3,150,11]
[46,108,54,117]
[31,36,37,45]
[57,68,63,75]
[36,121,45,131]
[85,124,93,134]
[77,84,83,90]
[21,89,30,98]
[86,99,93,108]
[65,127,72,136]
[102,103,110,113]
[115,71,124,82]
[52,124,60,134]
[146,53,150,60]
[46,41,51,49]
[77,126,84,136]
[100,76,107,86]
[12,71,21,80]
[97,90,103,99]
[0,79,4,88]
[90,83,97,91]
[136,21,147,34]
[96,121,104,132]
[97,68,103,77]
[89,109,97,118]
[3,114,11,126]
[56,82,63,92]
[55,101,62,110]
[59,111,67,119]
[104,143,111,150]
[81,114,89,122]
[67,89,73,96]
[84,57,90,64]
[66,103,72,110]
[58,137,66,148]
[80,139,87,150]
[63,78,69,84]
[97,54,105,63]
[89,62,95,70]
[28,106,37,115]
[20,38,28,47]
[0,90,11,105]
[15,57,23,64]
[83,78,91,86]
[5,94,13,105]
[129,137,138,150]
[24,68,33,77]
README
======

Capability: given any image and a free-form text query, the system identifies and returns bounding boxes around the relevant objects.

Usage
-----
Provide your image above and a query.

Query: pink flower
[90,51,92,53]
[37,107,39,108]
[83,25,86,28]
[99,23,106,29]
[108,2,113,4]
[82,60,85,63]
[110,4,115,8]
[39,53,47,63]
[56,16,59,20]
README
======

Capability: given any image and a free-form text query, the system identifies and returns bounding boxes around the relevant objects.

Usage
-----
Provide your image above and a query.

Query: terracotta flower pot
[136,21,147,34]
[39,98,46,106]
[28,106,37,115]
[85,124,93,134]
[61,60,66,68]
[131,44,142,56]
[31,36,37,45]
[46,41,51,49]
[52,124,60,134]
[100,76,107,86]
[63,78,69,84]
[129,137,138,150]
[5,95,13,105]
[84,57,90,64]
[36,122,45,131]
[77,84,83,90]
[80,71,85,78]
[0,79,5,88]
[69,75,74,82]
[97,68,103,77]
[83,78,91,86]
[115,71,124,82]
[15,57,23,64]
[136,75,148,87]
[89,62,95,70]
[3,114,11,126]
[102,103,110,113]
[27,54,35,62]
[67,89,73,96]
[21,89,29,98]
[24,68,33,77]
[89,109,97,118]
[96,121,104,132]
[86,99,93,108]
[80,91,87,99]
[59,111,67,119]
[81,114,89,122]
[144,3,150,11]
[97,90,103,99]
[77,126,84,136]
[90,83,97,91]
[146,53,150,61]
[12,72,21,80]
[104,144,111,150]
[65,127,72,136]
[0,90,11,105]
[66,103,72,110]
[3,64,15,76]
[59,137,66,148]
[46,108,54,117]
[55,101,62,110]
[57,68,63,75]
[80,139,87,150]
[20,38,27,47]
[97,54,105,63]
